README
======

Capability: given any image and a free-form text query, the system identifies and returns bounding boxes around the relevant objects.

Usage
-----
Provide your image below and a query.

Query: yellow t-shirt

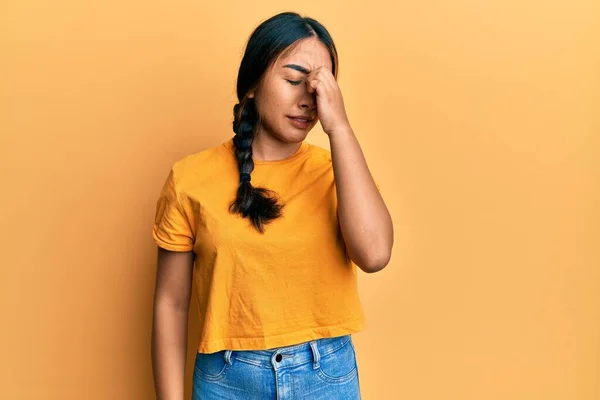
[152,138,366,353]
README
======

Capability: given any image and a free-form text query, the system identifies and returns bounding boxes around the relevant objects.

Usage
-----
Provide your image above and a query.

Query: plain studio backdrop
[1,0,598,399]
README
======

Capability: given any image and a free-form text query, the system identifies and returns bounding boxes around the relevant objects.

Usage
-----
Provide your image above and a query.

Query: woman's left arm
[307,67,394,273]
[329,128,394,273]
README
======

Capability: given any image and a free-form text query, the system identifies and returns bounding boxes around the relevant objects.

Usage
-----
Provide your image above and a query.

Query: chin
[288,131,311,143]
[275,129,311,144]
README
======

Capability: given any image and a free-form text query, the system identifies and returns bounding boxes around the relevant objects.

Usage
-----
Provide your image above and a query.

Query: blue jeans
[192,334,362,399]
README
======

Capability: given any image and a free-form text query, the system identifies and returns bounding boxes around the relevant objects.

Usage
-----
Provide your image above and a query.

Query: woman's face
[249,37,334,144]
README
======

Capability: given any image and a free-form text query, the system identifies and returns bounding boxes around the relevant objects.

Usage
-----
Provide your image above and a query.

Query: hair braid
[229,99,284,233]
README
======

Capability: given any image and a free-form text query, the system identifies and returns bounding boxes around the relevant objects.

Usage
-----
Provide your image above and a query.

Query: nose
[299,89,317,111]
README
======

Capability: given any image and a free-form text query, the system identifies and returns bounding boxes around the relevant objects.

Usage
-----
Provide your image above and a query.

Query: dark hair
[229,12,339,233]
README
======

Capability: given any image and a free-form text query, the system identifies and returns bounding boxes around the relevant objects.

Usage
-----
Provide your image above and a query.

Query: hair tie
[240,172,251,183]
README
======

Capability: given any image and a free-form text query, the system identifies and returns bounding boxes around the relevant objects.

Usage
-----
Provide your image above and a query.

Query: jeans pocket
[316,337,358,384]
[193,351,230,382]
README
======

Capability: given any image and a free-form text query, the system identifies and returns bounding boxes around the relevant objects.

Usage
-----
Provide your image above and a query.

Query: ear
[248,92,255,99]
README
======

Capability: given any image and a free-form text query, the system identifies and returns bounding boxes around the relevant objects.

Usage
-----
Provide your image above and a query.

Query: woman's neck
[251,130,302,162]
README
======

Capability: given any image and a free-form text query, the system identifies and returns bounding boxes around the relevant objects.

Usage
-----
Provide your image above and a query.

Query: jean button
[275,354,283,362]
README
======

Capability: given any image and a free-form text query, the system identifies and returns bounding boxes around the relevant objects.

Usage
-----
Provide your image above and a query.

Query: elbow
[153,292,191,314]
[348,230,394,274]
[354,250,392,274]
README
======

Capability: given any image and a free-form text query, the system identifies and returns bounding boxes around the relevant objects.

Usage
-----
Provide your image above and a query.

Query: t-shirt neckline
[223,138,310,165]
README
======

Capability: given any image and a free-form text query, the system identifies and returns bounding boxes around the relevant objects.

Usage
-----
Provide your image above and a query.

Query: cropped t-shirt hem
[196,318,366,354]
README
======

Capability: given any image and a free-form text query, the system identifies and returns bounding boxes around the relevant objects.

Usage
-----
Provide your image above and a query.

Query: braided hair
[229,12,339,233]
[229,99,283,233]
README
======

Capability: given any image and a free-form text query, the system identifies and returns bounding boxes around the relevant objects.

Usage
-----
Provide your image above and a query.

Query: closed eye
[286,79,303,86]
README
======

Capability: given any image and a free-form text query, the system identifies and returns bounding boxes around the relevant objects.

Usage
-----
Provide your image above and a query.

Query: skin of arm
[151,247,195,400]
[306,67,394,273]
[329,127,394,273]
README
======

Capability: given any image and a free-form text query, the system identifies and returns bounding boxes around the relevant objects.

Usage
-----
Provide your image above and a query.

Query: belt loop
[224,350,233,365]
[309,340,320,370]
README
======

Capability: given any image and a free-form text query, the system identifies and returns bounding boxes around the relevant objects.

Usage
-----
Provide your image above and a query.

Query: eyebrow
[282,64,310,75]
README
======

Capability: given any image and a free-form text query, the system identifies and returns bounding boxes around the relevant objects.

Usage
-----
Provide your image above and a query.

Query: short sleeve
[152,168,195,252]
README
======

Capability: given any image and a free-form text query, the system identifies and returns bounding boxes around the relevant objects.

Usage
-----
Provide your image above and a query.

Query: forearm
[151,300,190,400]
[329,127,394,273]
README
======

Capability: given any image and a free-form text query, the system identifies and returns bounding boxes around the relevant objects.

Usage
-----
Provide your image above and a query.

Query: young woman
[151,11,393,400]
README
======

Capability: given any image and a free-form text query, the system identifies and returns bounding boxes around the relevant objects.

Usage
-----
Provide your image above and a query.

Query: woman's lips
[288,116,311,129]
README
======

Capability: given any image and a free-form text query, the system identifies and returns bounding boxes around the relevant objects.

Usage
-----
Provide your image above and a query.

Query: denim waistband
[221,335,352,370]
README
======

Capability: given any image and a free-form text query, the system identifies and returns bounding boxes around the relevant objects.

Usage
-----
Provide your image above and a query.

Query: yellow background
[1,0,598,399]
